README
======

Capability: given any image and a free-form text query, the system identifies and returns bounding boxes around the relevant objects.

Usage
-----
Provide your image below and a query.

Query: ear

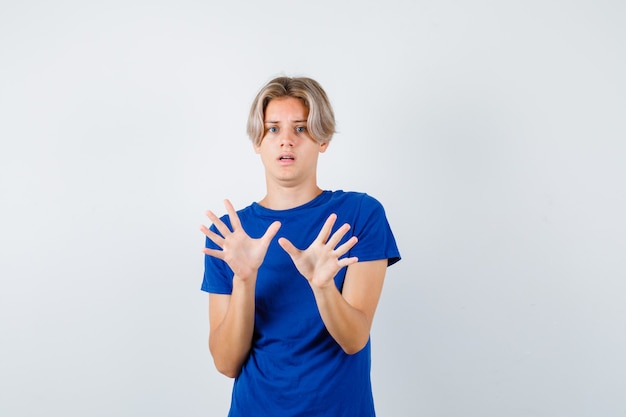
[319,141,329,153]
[253,142,261,154]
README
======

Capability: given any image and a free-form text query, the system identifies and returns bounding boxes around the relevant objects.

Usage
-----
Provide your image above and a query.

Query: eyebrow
[264,119,308,124]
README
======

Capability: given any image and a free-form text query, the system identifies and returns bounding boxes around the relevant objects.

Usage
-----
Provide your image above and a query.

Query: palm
[278,214,359,289]
[201,199,281,280]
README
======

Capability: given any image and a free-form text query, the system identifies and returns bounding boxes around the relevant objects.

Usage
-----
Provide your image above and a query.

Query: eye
[296,126,307,133]
[268,126,278,133]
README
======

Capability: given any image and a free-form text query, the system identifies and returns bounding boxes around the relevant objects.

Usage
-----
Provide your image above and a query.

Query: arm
[278,213,387,354]
[207,278,256,378]
[311,259,387,354]
[201,199,280,377]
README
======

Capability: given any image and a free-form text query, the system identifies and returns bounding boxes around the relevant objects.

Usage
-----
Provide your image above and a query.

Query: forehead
[264,97,308,121]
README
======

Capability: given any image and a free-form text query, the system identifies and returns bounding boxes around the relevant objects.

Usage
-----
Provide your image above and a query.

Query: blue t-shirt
[202,190,400,417]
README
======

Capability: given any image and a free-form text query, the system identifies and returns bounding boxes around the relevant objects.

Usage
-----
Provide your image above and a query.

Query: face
[254,96,328,187]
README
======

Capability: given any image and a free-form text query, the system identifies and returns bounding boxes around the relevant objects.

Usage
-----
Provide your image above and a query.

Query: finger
[223,199,243,231]
[260,221,281,245]
[316,213,337,243]
[338,256,359,268]
[326,223,351,249]
[278,237,300,257]
[335,236,359,257]
[206,210,232,237]
[202,247,225,260]
[200,225,225,248]
[334,235,358,257]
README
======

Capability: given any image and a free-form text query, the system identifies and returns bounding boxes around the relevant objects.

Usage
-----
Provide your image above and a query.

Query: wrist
[309,279,337,296]
[233,271,258,287]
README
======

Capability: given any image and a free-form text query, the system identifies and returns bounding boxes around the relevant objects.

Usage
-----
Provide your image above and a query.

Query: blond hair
[246,77,336,146]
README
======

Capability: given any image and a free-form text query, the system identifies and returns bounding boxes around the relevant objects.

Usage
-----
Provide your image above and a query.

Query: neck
[258,183,323,210]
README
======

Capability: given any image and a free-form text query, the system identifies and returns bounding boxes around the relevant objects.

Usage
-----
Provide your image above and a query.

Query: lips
[279,153,295,161]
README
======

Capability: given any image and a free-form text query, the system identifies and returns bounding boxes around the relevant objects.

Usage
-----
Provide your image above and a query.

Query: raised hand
[201,199,281,280]
[278,213,359,289]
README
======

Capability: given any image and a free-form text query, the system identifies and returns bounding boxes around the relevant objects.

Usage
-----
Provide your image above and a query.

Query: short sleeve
[201,222,235,294]
[349,194,401,266]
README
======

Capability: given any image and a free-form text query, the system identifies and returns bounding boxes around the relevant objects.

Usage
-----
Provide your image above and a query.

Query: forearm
[311,285,372,355]
[209,277,256,378]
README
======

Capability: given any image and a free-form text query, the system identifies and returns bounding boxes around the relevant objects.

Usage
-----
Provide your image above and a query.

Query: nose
[279,129,295,147]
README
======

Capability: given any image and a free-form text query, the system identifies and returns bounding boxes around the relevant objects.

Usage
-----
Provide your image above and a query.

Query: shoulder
[327,190,382,206]
[326,190,386,214]
[329,190,401,266]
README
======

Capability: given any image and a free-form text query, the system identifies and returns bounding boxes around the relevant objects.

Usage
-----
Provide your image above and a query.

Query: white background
[1,1,625,416]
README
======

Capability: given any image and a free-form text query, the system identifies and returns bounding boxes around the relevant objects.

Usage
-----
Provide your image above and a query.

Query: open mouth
[279,154,295,161]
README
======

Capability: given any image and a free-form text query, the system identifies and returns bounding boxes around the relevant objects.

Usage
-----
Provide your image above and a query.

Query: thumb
[278,237,299,257]
[261,221,281,245]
